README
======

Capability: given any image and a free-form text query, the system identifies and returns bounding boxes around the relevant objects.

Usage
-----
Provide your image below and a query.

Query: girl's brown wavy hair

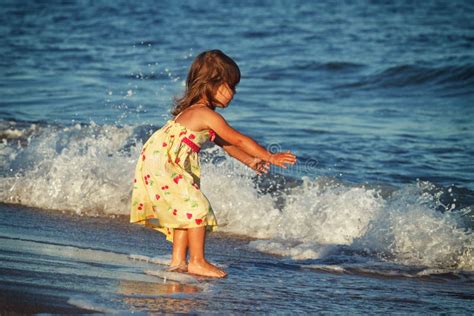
[171,50,240,116]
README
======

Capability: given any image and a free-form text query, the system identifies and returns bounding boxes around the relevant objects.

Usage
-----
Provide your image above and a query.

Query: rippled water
[2,1,473,188]
[1,0,473,313]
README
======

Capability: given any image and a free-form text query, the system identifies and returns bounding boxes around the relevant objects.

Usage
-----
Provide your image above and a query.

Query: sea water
[1,0,473,313]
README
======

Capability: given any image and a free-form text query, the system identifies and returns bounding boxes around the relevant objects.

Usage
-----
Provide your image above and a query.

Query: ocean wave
[202,153,474,271]
[302,263,474,282]
[1,120,473,271]
[294,61,366,72]
[0,120,140,216]
[257,61,365,81]
[337,63,474,91]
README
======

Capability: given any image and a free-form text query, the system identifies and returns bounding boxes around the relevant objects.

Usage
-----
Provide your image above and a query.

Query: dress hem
[130,218,218,242]
[130,218,217,229]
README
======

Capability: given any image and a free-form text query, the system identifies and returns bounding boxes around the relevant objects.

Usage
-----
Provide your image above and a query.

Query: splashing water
[1,121,473,271]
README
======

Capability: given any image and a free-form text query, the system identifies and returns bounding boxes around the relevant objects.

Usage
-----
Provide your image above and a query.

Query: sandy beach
[1,202,473,313]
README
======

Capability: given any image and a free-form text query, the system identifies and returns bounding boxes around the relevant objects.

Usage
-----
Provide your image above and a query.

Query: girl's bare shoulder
[176,106,222,132]
[199,107,225,120]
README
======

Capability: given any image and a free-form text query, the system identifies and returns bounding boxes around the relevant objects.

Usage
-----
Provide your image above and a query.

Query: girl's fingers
[269,155,298,168]
[275,153,297,162]
[283,157,294,163]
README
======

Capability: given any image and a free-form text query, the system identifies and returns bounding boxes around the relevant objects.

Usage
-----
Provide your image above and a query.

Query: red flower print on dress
[172,209,177,216]
[186,213,193,219]
[179,131,186,137]
[175,157,180,164]
[155,194,160,200]
[161,185,169,190]
[173,174,183,184]
[195,219,203,225]
[162,142,167,147]
[144,174,150,185]
[137,203,144,210]
[189,134,195,140]
[142,154,146,161]
[209,129,216,142]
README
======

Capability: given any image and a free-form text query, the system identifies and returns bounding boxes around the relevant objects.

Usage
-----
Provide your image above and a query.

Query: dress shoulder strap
[172,111,182,122]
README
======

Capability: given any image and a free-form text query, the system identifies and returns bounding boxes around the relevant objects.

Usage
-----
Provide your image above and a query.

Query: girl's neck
[192,101,216,110]
[175,103,214,119]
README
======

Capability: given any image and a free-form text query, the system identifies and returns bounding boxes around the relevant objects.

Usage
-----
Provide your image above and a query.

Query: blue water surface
[1,0,473,189]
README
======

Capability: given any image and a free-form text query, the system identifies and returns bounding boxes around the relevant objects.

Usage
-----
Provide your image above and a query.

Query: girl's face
[214,83,235,108]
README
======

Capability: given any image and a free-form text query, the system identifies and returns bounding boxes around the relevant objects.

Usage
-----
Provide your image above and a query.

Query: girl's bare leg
[187,226,227,278]
[170,228,188,270]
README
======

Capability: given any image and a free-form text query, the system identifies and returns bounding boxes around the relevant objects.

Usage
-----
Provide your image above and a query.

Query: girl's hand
[248,157,271,175]
[269,151,297,169]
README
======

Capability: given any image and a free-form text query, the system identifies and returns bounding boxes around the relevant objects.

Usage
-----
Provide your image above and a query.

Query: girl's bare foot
[188,259,227,278]
[168,261,188,273]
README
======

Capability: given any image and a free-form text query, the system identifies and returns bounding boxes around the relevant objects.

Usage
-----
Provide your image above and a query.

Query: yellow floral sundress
[130,115,218,242]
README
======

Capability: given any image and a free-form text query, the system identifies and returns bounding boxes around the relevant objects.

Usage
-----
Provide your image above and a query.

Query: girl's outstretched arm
[213,134,270,175]
[203,109,297,168]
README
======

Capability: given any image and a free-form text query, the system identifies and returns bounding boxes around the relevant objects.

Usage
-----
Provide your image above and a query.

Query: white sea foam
[1,123,473,271]
[202,154,473,270]
[352,183,474,270]
[1,122,139,216]
[144,270,200,284]
[303,264,347,273]
[129,254,171,265]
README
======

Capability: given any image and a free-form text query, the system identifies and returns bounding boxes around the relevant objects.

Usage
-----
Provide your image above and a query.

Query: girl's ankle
[170,260,187,266]
[188,257,206,264]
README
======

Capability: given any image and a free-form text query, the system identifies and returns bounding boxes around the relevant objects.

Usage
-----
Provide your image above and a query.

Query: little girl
[130,50,297,278]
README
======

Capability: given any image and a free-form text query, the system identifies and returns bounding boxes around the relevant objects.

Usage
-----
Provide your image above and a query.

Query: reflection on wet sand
[118,279,204,313]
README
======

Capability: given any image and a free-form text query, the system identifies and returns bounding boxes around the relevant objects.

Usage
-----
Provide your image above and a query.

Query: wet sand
[1,203,473,314]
